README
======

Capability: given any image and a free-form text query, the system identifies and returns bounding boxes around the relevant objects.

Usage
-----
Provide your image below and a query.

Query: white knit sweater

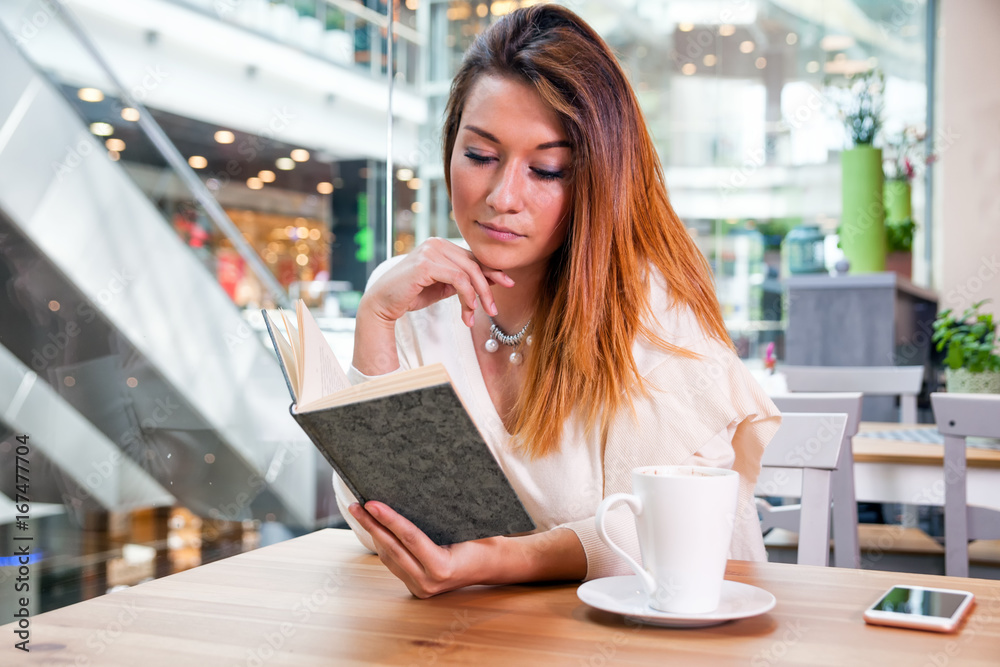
[334,257,781,580]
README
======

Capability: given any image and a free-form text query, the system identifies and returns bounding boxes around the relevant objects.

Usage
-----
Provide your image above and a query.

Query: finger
[457,259,500,318]
[348,503,426,573]
[365,501,447,572]
[434,265,481,326]
[425,241,499,317]
[481,266,515,288]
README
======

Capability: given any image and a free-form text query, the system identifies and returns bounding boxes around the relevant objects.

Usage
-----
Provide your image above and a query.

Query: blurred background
[1,0,997,614]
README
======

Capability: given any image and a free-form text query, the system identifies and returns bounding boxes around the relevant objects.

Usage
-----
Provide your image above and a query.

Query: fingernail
[365,502,380,518]
[470,313,475,327]
[348,503,360,518]
[491,303,498,316]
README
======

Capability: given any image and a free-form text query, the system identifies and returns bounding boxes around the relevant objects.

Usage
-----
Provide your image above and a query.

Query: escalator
[0,19,319,529]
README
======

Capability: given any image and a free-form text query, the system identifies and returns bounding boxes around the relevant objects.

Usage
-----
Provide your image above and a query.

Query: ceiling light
[77,87,104,102]
[820,34,856,51]
[106,138,126,152]
[678,23,694,32]
[396,168,414,182]
[90,122,114,137]
[258,170,276,183]
[755,57,767,69]
[48,300,60,311]
[188,155,208,169]
[214,130,235,144]
[290,149,310,162]
[739,40,755,54]
[806,60,820,73]
[317,182,334,194]
[276,157,295,170]
[681,63,697,76]
[719,24,736,37]
[108,150,120,162]
[247,177,264,190]
[703,54,717,67]
[121,107,140,121]
[786,33,798,45]
[309,228,322,240]
[407,177,422,190]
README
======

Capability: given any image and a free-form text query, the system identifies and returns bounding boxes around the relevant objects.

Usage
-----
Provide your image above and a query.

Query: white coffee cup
[595,465,739,614]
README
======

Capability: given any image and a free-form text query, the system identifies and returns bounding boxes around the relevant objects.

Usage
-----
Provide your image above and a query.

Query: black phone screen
[872,587,968,618]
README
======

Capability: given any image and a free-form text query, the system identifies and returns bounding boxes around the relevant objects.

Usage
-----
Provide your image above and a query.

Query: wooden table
[4,529,1000,665]
[852,423,1000,510]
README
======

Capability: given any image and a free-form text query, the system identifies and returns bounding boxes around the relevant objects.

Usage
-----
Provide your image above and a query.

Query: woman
[338,4,780,598]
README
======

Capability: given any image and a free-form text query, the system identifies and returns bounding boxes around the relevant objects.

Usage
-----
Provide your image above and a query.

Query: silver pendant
[509,351,523,365]
[485,338,499,353]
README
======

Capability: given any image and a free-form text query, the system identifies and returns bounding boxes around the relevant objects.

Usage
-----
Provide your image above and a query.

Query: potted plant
[829,69,885,274]
[882,126,933,279]
[931,300,1000,394]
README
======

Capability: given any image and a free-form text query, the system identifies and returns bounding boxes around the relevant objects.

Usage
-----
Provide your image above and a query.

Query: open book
[262,301,535,545]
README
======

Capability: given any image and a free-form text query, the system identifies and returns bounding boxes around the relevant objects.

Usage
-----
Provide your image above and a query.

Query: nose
[484,162,524,214]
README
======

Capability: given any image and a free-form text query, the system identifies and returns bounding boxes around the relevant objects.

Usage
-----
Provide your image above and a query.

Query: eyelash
[463,151,565,182]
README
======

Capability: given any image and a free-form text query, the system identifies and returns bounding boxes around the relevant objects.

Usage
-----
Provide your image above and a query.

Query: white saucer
[577,576,776,628]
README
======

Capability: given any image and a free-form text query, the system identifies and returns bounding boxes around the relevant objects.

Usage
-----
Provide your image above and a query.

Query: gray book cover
[292,383,536,545]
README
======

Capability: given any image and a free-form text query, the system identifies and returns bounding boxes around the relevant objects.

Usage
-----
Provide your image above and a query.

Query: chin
[469,247,516,271]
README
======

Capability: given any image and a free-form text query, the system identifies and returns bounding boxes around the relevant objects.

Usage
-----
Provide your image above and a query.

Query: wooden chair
[756,412,848,567]
[930,392,1000,577]
[781,365,924,423]
[768,393,864,568]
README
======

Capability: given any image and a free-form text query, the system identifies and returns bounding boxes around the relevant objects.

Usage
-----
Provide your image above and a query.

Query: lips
[477,221,523,241]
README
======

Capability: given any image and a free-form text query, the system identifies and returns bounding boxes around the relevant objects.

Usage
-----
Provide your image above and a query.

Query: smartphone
[863,585,975,633]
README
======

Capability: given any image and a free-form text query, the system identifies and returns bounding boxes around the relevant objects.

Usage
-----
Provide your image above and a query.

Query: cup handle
[595,493,656,597]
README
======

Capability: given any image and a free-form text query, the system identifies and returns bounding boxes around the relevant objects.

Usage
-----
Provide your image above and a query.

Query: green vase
[884,180,912,224]
[840,146,885,274]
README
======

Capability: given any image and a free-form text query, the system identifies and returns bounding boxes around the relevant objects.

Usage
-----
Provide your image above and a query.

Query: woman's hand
[347,501,587,598]
[366,238,512,329]
[353,238,513,376]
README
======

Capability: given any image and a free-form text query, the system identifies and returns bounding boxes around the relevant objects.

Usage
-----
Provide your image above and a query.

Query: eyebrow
[462,124,571,150]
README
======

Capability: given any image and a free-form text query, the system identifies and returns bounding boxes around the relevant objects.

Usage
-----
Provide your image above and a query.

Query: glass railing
[170,0,422,87]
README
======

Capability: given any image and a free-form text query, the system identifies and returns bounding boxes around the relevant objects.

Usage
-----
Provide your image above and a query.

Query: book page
[279,308,300,377]
[296,299,351,408]
[262,310,300,402]
[307,363,452,411]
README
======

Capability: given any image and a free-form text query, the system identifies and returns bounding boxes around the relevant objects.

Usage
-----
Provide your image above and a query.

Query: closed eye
[465,151,566,182]
[464,150,494,166]
[531,167,565,182]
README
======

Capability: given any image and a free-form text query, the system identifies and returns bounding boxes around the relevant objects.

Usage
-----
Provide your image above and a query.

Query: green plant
[931,300,1000,373]
[885,218,915,252]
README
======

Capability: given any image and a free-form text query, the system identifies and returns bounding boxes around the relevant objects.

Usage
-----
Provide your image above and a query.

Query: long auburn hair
[442,4,732,458]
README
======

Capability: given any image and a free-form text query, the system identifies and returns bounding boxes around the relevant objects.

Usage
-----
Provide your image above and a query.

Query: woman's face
[449,75,572,276]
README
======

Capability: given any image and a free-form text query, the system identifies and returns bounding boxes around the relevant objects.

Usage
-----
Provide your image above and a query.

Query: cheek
[533,185,570,236]
[449,162,479,217]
